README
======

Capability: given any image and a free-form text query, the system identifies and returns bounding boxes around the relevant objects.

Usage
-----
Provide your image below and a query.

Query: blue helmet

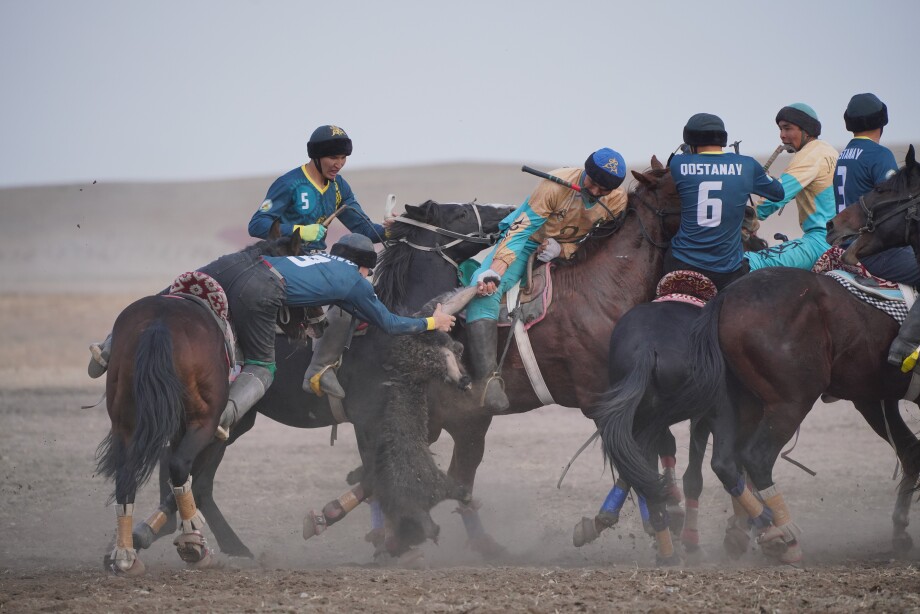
[584,148,627,190]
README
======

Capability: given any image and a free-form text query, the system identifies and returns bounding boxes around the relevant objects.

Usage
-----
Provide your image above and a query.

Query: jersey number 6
[696,181,723,227]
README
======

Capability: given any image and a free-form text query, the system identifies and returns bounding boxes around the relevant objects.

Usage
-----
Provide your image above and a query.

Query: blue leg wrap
[370,499,384,531]
[728,475,747,498]
[600,484,629,515]
[459,507,485,539]
[750,507,774,529]
[637,496,650,522]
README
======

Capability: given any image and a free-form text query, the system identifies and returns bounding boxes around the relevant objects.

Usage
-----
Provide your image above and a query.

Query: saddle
[168,271,237,374]
[497,260,554,330]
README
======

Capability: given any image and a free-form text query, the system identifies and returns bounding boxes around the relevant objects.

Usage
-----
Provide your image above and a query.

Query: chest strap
[505,283,556,406]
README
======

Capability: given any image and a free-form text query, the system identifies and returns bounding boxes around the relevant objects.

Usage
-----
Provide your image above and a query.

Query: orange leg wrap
[117,511,134,550]
[655,528,675,558]
[734,488,765,519]
[145,510,168,534]
[763,491,792,528]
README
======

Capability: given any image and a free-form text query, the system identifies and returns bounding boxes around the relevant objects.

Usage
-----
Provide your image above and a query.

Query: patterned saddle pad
[654,270,717,307]
[168,271,236,373]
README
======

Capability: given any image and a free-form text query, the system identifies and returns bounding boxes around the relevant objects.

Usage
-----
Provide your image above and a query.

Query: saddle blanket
[824,270,909,324]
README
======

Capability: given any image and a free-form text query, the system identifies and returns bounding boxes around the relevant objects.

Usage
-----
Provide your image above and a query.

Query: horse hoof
[303,510,326,540]
[187,547,214,569]
[656,552,682,567]
[892,531,914,555]
[573,516,600,547]
[104,554,146,577]
[723,526,751,559]
[174,531,209,564]
[778,541,803,566]
[682,543,706,565]
[397,548,428,570]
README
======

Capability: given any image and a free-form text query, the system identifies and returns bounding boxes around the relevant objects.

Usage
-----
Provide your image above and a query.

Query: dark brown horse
[95,235,304,576]
[687,149,920,561]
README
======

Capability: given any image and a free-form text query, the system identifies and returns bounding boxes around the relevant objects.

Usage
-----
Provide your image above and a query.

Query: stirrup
[308,363,344,398]
[214,425,229,441]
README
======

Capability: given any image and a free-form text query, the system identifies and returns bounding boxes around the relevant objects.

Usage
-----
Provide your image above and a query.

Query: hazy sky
[2,0,918,187]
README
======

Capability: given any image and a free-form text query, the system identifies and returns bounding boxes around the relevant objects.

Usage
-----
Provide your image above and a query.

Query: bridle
[386,203,502,271]
[629,175,680,250]
[858,190,920,244]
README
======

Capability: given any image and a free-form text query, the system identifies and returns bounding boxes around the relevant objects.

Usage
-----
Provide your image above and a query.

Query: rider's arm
[249,176,296,238]
[491,181,565,269]
[752,162,785,203]
[342,277,431,335]
[335,178,387,244]
[756,148,823,220]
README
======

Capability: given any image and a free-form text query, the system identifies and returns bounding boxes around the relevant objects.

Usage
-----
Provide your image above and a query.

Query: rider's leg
[890,301,920,371]
[88,332,113,378]
[215,363,274,440]
[743,231,830,272]
[303,307,351,399]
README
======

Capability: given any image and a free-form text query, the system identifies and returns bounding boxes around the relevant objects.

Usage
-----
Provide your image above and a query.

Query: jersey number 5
[697,181,723,227]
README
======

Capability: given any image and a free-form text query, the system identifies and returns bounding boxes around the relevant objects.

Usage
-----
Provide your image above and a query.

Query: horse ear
[632,170,653,186]
[268,219,283,240]
[405,204,424,220]
[907,145,916,168]
[650,155,663,171]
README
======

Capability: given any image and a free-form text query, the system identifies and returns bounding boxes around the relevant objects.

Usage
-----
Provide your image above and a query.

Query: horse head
[630,155,681,240]
[827,145,920,265]
[375,201,515,314]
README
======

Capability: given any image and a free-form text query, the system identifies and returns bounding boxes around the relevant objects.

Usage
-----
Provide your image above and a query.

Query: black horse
[131,201,514,558]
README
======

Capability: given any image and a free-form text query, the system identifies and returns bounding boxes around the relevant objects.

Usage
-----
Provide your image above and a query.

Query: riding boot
[889,302,920,371]
[466,318,509,414]
[303,307,351,399]
[215,364,274,440]
[88,332,113,379]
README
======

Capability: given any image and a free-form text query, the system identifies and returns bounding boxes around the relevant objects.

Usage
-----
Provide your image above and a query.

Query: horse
[681,150,920,562]
[95,233,306,576]
[129,201,515,560]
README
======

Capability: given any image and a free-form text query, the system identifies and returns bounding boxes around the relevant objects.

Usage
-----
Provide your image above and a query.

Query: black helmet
[683,113,728,147]
[330,233,377,269]
[844,93,889,133]
[307,125,353,159]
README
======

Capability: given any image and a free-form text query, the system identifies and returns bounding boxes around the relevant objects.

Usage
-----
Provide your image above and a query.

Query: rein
[387,204,501,272]
[630,184,678,250]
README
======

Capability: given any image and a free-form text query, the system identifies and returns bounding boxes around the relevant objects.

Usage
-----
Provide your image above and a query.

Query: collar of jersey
[300,165,331,194]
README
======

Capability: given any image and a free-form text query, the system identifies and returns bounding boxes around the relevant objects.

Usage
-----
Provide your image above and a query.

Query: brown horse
[687,148,920,561]
[95,235,304,576]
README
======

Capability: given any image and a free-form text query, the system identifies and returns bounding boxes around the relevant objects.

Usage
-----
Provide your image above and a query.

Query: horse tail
[687,291,731,416]
[588,348,665,500]
[96,320,184,503]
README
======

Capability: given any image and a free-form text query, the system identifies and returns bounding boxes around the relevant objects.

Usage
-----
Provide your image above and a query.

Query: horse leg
[656,428,685,536]
[303,484,366,540]
[190,439,255,558]
[441,411,507,560]
[741,408,805,565]
[133,447,178,550]
[852,399,920,554]
[573,478,629,547]
[680,417,709,555]
[169,425,215,568]
[105,446,147,576]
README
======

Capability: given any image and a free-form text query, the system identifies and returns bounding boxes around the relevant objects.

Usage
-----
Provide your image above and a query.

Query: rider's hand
[431,303,456,332]
[293,223,327,242]
[536,238,561,263]
[476,268,502,296]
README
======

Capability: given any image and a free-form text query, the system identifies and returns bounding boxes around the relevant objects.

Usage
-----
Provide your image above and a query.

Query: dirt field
[2,162,920,612]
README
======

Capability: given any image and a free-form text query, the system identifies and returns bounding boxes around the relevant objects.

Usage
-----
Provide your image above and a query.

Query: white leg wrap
[173,476,207,533]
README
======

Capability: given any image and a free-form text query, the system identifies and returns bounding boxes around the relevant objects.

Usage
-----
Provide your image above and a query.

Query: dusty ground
[2,161,920,612]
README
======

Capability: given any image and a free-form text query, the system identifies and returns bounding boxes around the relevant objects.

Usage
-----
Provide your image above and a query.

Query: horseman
[247,124,387,250]
[466,148,629,413]
[835,93,918,286]
[87,235,456,441]
[744,103,839,271]
[666,113,784,290]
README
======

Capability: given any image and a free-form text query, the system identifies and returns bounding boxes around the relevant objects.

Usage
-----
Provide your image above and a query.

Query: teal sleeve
[757,174,803,220]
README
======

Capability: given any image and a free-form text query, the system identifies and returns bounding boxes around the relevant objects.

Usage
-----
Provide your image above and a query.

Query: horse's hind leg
[169,425,216,567]
[106,436,146,576]
[655,428,685,536]
[573,478,630,547]
[853,399,919,554]
[133,448,178,550]
[192,439,256,558]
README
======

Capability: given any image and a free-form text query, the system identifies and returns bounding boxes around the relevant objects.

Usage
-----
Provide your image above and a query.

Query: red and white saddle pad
[169,271,229,321]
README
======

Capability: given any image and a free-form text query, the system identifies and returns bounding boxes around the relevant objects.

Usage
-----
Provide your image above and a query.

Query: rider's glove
[537,238,561,262]
[293,224,327,242]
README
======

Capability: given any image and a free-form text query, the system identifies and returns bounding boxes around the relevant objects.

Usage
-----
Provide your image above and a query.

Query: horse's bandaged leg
[322,485,365,524]
[108,503,145,575]
[455,500,485,539]
[655,528,675,558]
[729,477,772,528]
[759,485,802,543]
[172,476,206,533]
[660,456,683,504]
[681,499,700,547]
[144,509,168,534]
